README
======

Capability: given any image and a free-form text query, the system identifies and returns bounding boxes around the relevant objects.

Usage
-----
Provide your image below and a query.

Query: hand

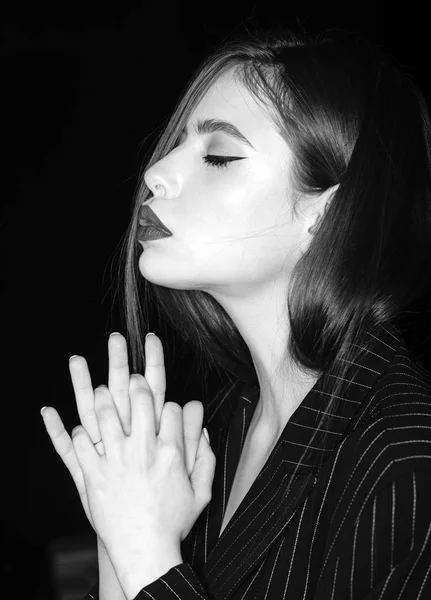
[41,332,215,551]
[42,332,158,533]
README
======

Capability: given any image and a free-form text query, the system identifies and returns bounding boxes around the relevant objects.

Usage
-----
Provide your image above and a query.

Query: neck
[252,372,319,437]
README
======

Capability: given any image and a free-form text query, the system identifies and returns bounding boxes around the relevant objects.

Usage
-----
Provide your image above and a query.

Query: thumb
[190,428,216,509]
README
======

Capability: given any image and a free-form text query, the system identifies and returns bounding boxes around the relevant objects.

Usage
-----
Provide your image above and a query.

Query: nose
[153,183,166,196]
[144,160,178,199]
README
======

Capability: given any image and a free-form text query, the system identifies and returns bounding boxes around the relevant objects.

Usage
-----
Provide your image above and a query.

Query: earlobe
[308,212,323,236]
[307,201,329,236]
[307,184,338,236]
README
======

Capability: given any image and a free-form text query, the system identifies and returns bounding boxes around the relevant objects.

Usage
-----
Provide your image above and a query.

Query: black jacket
[85,322,431,599]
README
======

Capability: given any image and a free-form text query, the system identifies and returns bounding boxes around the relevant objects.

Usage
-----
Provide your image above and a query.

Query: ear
[307,184,339,237]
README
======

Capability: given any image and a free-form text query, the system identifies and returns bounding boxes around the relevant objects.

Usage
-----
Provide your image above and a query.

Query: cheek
[177,186,247,239]
[230,182,289,236]
[210,176,270,227]
[175,170,288,242]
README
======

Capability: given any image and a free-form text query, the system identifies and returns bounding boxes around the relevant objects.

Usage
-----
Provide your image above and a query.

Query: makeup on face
[137,204,173,242]
[137,226,172,242]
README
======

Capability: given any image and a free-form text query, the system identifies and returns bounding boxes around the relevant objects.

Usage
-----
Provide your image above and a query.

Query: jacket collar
[235,322,403,475]
[201,321,405,598]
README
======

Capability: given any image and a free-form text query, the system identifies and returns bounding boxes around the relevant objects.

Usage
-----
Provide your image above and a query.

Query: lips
[137,226,172,242]
[139,204,172,236]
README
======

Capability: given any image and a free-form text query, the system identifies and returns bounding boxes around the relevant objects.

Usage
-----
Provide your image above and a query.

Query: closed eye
[204,155,246,169]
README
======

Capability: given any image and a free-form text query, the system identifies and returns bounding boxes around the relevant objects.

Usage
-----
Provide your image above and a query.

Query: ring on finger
[93,438,105,455]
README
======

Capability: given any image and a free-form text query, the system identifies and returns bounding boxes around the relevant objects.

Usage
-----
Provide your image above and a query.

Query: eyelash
[171,136,245,169]
[203,155,244,169]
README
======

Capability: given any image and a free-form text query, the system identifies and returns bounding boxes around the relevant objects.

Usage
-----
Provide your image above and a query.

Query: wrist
[109,538,182,600]
[97,538,128,600]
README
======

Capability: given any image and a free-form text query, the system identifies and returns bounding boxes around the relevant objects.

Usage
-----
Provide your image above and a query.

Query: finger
[129,373,157,445]
[108,333,131,435]
[182,401,204,476]
[158,401,184,458]
[93,439,105,456]
[69,355,102,446]
[71,424,100,475]
[94,385,124,458]
[144,334,166,434]
[190,428,216,508]
[41,407,91,506]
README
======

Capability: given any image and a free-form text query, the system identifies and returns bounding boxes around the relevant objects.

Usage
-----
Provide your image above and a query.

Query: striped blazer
[85,322,431,599]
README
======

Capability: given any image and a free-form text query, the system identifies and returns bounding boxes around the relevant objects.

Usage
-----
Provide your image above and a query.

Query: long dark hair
[114,26,431,513]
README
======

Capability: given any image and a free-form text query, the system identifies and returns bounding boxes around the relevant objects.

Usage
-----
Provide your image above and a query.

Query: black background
[2,1,431,597]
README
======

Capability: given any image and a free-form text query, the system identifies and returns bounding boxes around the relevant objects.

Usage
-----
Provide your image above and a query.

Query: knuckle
[161,441,182,462]
[112,386,128,398]
[71,425,83,438]
[151,384,165,396]
[83,408,97,421]
[96,405,114,421]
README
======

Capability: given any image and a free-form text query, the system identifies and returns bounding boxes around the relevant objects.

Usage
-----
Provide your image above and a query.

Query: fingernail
[40,406,48,417]
[69,355,79,362]
[146,332,156,340]
[110,332,121,337]
[203,428,210,444]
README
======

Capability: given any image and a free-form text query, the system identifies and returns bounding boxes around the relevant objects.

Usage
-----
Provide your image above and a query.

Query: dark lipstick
[137,204,173,242]
[139,205,172,233]
[137,226,172,242]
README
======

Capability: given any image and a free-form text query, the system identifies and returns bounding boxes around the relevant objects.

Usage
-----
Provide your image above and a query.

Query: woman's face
[139,69,310,296]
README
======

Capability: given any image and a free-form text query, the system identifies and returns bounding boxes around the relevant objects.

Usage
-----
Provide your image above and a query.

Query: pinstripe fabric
[84,322,431,599]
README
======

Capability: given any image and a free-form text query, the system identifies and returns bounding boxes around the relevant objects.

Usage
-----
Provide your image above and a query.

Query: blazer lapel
[201,322,403,599]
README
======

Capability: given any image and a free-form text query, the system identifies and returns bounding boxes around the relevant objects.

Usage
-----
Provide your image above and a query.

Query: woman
[42,26,431,599]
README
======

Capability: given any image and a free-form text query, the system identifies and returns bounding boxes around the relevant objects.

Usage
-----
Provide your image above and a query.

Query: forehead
[188,69,281,144]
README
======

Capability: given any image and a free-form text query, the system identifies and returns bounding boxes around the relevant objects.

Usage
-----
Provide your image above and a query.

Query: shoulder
[357,346,431,472]
[327,346,431,499]
[369,342,431,417]
[315,351,431,564]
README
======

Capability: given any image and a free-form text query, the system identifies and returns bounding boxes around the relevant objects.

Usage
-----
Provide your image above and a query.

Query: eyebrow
[185,118,255,150]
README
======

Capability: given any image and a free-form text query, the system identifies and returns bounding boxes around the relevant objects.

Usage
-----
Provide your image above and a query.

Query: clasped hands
[41,332,216,593]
